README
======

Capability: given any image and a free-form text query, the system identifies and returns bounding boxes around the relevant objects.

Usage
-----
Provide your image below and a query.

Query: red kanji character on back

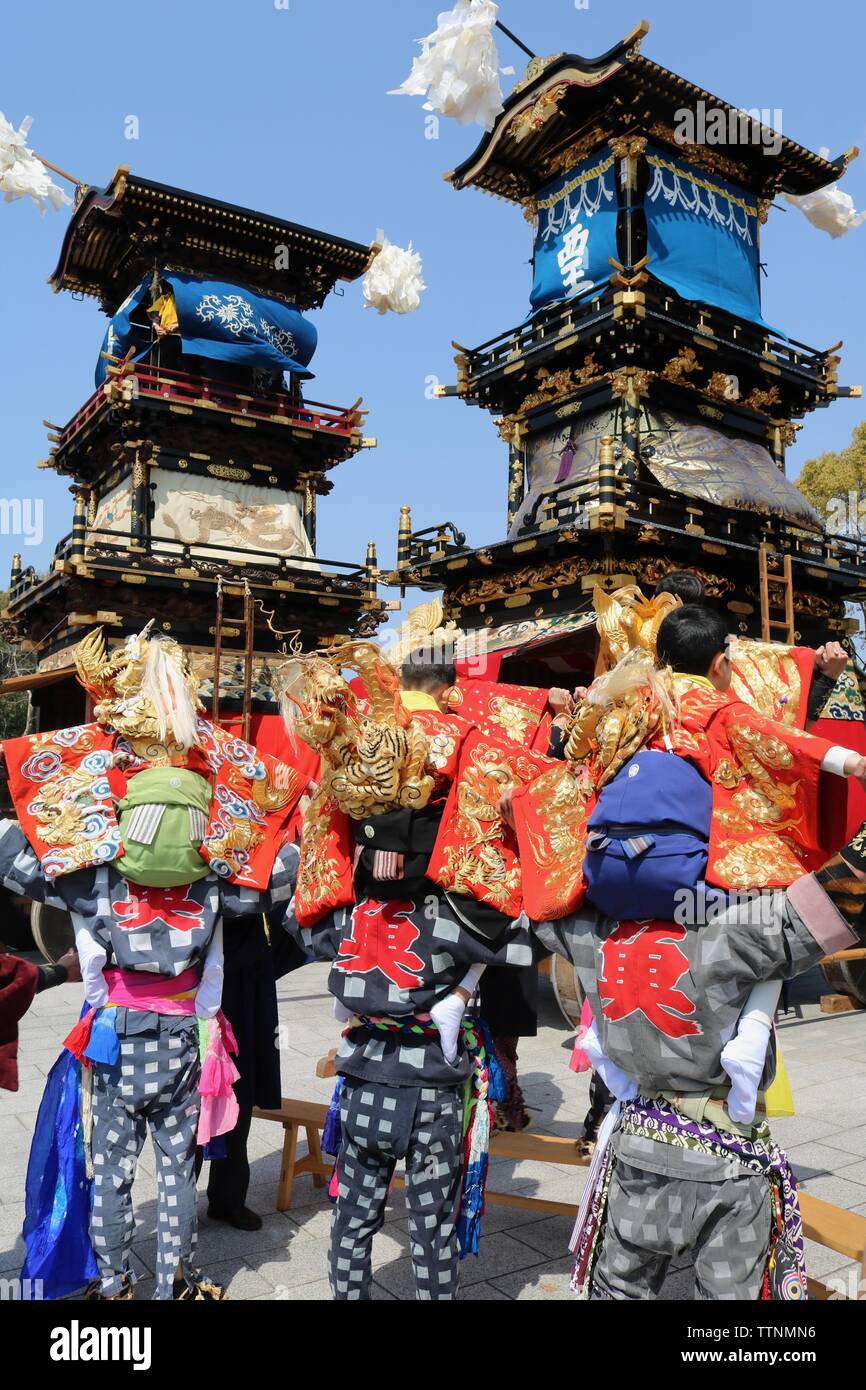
[598,921,701,1039]
[334,900,425,989]
[112,885,205,932]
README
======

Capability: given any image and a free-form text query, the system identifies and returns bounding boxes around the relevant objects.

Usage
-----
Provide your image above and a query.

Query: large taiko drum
[31,901,75,963]
[821,957,866,1006]
[549,954,585,1029]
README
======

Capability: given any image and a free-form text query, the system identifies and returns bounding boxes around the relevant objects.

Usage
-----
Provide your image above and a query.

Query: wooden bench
[252,1099,330,1211]
[253,1098,866,1297]
[800,1193,866,1299]
[253,1096,590,1213]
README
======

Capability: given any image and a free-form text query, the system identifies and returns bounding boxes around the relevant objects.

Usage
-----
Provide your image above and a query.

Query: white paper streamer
[0,111,71,213]
[783,147,864,238]
[363,231,426,315]
[783,183,865,238]
[389,0,505,132]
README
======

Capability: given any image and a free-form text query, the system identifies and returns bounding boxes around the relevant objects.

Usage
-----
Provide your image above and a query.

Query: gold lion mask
[279,641,434,819]
[74,623,203,760]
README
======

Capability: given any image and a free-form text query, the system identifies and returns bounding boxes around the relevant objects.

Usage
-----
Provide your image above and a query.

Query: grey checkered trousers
[90,1012,201,1299]
[592,1160,772,1300]
[329,1080,464,1300]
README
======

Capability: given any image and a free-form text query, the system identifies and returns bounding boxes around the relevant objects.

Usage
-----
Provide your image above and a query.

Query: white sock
[721,1018,771,1124]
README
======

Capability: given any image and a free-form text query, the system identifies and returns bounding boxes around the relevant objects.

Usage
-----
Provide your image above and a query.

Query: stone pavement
[2,958,865,1301]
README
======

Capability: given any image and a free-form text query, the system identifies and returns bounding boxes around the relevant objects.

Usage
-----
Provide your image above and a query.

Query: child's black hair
[653,570,706,604]
[400,646,456,691]
[656,604,729,676]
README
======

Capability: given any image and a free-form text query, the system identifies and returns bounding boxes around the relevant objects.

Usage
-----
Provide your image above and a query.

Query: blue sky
[1,0,864,604]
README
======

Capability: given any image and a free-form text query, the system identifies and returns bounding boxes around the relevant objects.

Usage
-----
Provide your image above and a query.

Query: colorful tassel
[62,1009,95,1064]
[456,1014,496,1258]
[82,1007,120,1066]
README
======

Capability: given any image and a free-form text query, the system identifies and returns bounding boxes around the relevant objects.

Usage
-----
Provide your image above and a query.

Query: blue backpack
[583,749,711,922]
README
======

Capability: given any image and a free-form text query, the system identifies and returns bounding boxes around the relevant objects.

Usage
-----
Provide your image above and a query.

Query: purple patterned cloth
[571,1094,807,1299]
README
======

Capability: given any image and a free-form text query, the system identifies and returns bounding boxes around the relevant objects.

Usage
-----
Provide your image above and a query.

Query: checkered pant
[592,1160,772,1301]
[330,1080,464,1301]
[90,1013,201,1300]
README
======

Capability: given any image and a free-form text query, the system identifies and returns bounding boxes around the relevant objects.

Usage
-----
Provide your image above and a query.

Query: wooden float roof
[50,168,376,314]
[448,21,857,203]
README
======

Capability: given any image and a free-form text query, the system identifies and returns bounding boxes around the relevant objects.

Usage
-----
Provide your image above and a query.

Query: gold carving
[609,134,647,190]
[742,385,781,413]
[73,626,203,759]
[511,53,567,96]
[509,83,569,143]
[660,347,701,384]
[594,584,681,667]
[607,367,651,405]
[637,526,662,545]
[207,463,251,481]
[456,557,734,610]
[454,558,596,607]
[774,420,801,449]
[516,353,601,415]
[280,642,432,820]
[707,371,735,400]
[649,121,750,184]
[609,135,648,160]
[543,125,608,179]
[496,414,526,446]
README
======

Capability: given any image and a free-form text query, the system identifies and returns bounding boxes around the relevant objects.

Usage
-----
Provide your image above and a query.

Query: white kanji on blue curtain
[530,152,618,311]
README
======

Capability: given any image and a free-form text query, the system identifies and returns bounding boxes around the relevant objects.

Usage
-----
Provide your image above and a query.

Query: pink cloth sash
[197,1011,240,1147]
[103,965,199,1014]
[84,968,240,1146]
[570,997,594,1073]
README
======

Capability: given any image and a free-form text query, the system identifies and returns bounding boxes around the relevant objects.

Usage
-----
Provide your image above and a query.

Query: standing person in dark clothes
[199,911,309,1231]
[480,964,537,1132]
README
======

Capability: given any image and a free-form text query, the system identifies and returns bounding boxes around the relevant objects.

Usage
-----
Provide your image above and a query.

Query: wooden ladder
[758,544,795,644]
[212,575,255,743]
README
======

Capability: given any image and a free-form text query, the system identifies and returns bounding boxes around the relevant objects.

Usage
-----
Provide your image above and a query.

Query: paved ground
[2,958,865,1300]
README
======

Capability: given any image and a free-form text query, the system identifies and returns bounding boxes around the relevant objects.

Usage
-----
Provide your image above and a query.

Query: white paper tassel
[783,184,865,238]
[0,111,71,212]
[389,0,505,132]
[139,638,200,750]
[363,231,426,315]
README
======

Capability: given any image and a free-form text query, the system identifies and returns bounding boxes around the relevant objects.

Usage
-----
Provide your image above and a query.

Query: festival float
[387,19,866,1010]
[0,166,389,952]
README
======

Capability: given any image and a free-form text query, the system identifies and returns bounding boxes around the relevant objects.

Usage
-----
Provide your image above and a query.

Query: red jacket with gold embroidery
[513,676,842,921]
[449,679,552,753]
[651,678,837,890]
[426,728,555,920]
[293,682,558,929]
[293,707,472,929]
[3,719,303,891]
